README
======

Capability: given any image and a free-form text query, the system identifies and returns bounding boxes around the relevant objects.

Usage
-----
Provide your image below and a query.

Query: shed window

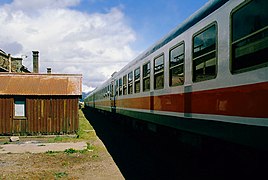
[169,43,184,86]
[14,97,26,117]
[143,62,150,91]
[193,24,217,82]
[231,0,268,73]
[128,71,133,94]
[134,67,140,93]
[154,54,164,89]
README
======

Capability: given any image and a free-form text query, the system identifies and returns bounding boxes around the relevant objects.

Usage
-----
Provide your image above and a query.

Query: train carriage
[85,0,268,149]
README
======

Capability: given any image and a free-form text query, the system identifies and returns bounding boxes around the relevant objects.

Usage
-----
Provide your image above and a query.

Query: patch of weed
[64,143,94,154]
[91,154,99,158]
[54,136,63,142]
[86,142,94,151]
[79,143,95,154]
[54,172,68,179]
[45,150,59,155]
[61,161,69,167]
[48,135,76,143]
[64,148,77,154]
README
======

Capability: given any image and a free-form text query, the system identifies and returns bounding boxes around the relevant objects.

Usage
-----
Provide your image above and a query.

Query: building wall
[0,96,79,135]
[0,97,13,134]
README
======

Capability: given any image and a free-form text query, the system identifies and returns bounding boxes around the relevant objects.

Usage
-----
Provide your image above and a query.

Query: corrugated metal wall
[0,96,79,135]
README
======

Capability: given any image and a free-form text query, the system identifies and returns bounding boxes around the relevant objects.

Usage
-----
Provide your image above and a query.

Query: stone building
[0,49,30,73]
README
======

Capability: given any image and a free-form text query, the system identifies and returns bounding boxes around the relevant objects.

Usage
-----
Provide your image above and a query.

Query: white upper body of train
[85,0,268,147]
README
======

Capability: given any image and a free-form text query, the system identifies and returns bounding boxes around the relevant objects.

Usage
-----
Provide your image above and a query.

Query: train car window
[119,78,122,96]
[193,24,217,82]
[107,86,110,98]
[169,43,184,86]
[154,54,164,89]
[104,88,106,98]
[123,75,127,95]
[110,84,114,97]
[143,62,150,91]
[116,80,119,96]
[134,67,140,93]
[128,71,133,94]
[231,0,268,73]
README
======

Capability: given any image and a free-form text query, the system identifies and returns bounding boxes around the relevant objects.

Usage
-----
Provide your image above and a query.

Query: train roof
[87,0,230,97]
[116,0,230,75]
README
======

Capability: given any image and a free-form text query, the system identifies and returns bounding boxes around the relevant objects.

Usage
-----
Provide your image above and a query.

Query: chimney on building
[8,54,11,73]
[32,51,39,73]
[47,67,51,74]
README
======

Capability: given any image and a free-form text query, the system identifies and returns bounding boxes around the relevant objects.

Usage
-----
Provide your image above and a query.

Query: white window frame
[14,97,26,117]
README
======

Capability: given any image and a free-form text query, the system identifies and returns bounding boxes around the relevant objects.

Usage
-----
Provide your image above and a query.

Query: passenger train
[85,0,268,149]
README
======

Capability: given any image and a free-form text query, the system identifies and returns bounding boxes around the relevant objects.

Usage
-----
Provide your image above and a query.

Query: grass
[64,148,77,154]
[77,110,96,140]
[45,150,60,155]
[47,135,75,143]
[54,172,68,179]
[45,110,97,155]
[63,143,94,154]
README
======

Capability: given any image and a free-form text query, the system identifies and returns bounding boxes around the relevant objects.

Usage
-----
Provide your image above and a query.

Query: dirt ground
[0,137,124,180]
[0,110,124,180]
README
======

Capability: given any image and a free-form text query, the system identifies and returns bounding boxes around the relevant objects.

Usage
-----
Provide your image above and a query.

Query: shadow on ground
[82,108,268,180]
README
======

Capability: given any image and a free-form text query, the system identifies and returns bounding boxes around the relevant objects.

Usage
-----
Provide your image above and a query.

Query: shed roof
[0,73,82,96]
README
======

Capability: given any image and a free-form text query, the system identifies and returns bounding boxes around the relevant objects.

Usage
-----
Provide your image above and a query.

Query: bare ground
[0,110,124,180]
[0,138,124,179]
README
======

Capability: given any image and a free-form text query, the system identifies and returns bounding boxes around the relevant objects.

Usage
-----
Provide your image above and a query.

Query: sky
[0,0,208,93]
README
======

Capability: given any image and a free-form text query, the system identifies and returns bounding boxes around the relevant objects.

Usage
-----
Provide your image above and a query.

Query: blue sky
[0,0,209,92]
[74,0,209,51]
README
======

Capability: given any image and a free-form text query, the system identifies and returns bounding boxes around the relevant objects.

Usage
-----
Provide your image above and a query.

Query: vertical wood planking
[0,96,79,135]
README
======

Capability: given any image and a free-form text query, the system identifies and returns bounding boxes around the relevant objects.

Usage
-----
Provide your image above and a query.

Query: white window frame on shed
[14,97,26,117]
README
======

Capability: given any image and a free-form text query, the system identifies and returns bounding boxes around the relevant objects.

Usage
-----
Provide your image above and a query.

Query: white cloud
[5,0,81,12]
[0,0,137,93]
[82,84,95,93]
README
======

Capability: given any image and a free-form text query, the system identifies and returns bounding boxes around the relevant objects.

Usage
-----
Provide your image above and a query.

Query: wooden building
[0,73,82,135]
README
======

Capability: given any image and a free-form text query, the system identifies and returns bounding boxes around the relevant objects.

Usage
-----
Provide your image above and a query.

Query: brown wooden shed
[0,73,82,135]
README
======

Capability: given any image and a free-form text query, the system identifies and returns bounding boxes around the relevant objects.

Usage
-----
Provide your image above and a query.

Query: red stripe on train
[115,82,268,118]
